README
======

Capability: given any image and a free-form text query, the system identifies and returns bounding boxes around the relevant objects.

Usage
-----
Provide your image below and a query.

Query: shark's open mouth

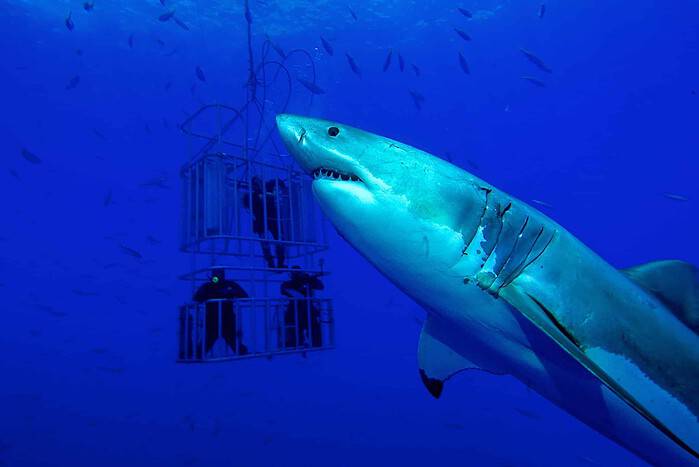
[312,167,363,183]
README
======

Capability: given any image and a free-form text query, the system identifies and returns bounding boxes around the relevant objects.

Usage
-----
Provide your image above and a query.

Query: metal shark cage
[177,3,333,362]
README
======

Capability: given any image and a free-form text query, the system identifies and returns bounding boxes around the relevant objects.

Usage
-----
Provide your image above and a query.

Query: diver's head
[211,268,225,283]
[276,114,485,282]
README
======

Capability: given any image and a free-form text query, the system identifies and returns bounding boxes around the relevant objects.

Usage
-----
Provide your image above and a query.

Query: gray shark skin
[276,114,699,466]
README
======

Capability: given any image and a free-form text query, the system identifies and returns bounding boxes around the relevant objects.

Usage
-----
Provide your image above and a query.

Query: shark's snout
[276,114,301,147]
[276,113,314,172]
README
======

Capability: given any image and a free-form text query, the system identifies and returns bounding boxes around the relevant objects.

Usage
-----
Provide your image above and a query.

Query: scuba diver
[242,176,290,270]
[281,266,325,349]
[193,268,249,357]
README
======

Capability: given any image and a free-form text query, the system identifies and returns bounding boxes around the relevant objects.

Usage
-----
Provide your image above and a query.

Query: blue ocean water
[1,0,697,466]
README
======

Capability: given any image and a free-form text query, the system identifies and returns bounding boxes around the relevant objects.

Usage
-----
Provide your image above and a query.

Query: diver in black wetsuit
[193,268,249,357]
[242,176,289,270]
[281,266,325,348]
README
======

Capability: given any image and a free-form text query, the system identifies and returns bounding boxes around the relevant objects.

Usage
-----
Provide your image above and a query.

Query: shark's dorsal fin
[622,260,699,334]
[418,315,502,398]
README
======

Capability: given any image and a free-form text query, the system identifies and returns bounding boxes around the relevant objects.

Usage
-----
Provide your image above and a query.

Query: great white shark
[276,114,699,466]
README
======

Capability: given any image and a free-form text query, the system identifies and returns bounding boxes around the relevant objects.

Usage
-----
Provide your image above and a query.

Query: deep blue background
[1,0,697,466]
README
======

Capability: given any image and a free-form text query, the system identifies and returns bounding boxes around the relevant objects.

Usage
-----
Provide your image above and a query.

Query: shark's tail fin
[622,260,699,334]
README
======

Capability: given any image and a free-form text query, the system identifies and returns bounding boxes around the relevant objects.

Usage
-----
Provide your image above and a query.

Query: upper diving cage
[177,36,334,363]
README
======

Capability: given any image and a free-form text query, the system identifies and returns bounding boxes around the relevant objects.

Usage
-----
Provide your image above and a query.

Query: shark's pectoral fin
[418,315,503,398]
[499,284,699,460]
[622,260,699,334]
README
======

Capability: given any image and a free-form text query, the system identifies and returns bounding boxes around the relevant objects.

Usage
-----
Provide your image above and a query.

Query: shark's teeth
[312,168,361,182]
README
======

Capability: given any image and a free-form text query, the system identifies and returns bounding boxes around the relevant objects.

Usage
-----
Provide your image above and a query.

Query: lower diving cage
[178,297,334,362]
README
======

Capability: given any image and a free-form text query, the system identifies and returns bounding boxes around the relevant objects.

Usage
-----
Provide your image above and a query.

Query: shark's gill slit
[499,226,545,290]
[462,189,489,254]
[494,216,530,278]
[499,202,512,218]
[482,206,505,264]
[518,229,556,275]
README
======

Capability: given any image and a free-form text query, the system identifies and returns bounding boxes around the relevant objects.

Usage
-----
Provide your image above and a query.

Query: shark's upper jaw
[312,167,363,183]
[276,113,368,188]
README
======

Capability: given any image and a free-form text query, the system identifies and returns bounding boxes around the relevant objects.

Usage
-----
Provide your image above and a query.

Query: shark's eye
[328,126,340,137]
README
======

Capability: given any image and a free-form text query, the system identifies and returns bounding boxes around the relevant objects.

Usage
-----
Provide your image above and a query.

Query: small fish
[345,53,361,77]
[538,4,546,19]
[458,53,470,74]
[521,75,546,87]
[454,28,472,41]
[164,81,172,91]
[457,7,472,18]
[83,2,94,12]
[195,66,206,82]
[467,159,479,170]
[9,168,20,180]
[140,175,170,189]
[269,40,286,59]
[155,38,165,47]
[297,77,325,95]
[174,17,189,31]
[408,90,424,111]
[75,49,84,56]
[92,128,107,140]
[119,244,143,259]
[103,189,113,207]
[515,407,541,420]
[348,6,357,21]
[21,148,42,164]
[154,287,172,295]
[382,49,392,72]
[65,75,80,90]
[411,64,421,77]
[531,199,553,208]
[159,0,166,5]
[32,303,54,313]
[146,235,161,245]
[128,34,134,48]
[65,11,74,31]
[159,10,176,22]
[398,53,405,72]
[320,36,333,55]
[520,48,552,73]
[144,123,152,134]
[114,294,127,304]
[663,193,689,202]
